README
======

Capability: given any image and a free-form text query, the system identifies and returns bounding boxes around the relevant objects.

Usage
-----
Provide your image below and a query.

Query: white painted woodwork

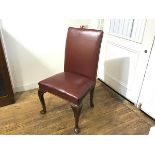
[98,20,155,104]
[109,19,146,43]
[138,36,155,119]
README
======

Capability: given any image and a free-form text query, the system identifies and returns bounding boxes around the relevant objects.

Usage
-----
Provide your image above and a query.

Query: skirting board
[13,82,38,93]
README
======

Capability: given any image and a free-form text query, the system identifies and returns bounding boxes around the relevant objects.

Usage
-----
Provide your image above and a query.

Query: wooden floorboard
[0,80,154,135]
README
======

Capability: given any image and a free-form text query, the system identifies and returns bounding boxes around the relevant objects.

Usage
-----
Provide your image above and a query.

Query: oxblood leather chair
[38,27,103,134]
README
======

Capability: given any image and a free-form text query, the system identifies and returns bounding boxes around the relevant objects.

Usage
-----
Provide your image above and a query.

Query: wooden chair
[38,27,103,134]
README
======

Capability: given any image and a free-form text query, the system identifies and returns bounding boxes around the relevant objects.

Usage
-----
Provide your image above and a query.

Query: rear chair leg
[38,88,47,114]
[90,87,95,108]
[71,104,82,134]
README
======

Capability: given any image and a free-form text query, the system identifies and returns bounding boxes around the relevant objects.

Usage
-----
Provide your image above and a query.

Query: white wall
[1,19,96,92]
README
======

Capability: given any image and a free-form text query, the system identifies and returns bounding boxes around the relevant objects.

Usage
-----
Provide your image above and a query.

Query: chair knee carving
[38,27,103,134]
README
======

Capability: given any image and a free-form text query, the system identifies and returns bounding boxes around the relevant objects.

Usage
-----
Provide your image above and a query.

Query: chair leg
[71,104,82,134]
[38,88,47,114]
[90,87,95,108]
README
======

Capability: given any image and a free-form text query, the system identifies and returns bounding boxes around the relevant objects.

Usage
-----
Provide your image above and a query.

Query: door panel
[98,19,155,104]
[104,41,138,89]
[138,36,155,119]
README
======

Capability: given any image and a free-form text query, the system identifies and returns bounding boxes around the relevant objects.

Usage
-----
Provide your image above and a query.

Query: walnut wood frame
[0,36,14,106]
[38,86,95,134]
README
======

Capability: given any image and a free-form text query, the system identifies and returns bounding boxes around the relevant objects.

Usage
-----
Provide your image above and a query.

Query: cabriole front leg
[38,88,47,114]
[71,104,82,134]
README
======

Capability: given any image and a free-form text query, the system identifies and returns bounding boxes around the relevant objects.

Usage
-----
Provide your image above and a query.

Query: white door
[138,36,155,119]
[98,19,155,104]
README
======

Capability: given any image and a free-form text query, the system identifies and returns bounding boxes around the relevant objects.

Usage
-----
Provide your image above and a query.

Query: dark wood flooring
[0,80,154,135]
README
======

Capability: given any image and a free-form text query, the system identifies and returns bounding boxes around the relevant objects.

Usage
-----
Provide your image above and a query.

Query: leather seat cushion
[38,72,95,104]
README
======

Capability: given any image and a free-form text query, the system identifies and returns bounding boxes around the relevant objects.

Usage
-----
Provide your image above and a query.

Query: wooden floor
[0,80,154,135]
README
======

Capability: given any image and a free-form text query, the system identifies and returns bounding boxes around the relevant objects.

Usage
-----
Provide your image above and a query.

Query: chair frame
[38,86,95,134]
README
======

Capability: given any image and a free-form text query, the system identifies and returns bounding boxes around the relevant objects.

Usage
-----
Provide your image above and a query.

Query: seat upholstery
[39,72,95,104]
